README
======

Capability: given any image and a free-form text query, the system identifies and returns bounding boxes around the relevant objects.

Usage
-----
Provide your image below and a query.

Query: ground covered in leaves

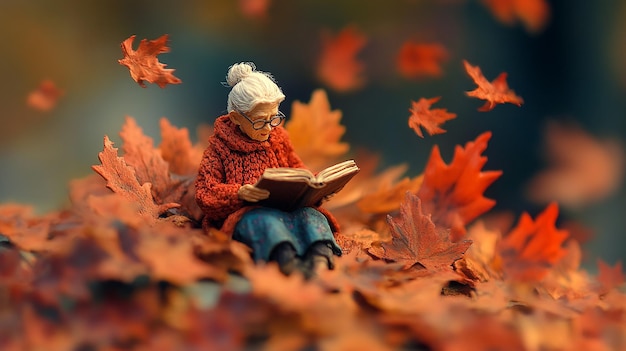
[1,82,625,350]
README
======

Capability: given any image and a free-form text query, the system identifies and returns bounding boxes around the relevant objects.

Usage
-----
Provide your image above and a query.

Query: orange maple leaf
[159,118,203,176]
[120,116,172,199]
[353,159,423,215]
[463,60,523,112]
[285,89,349,170]
[482,0,550,33]
[92,135,177,218]
[135,228,223,284]
[526,121,625,208]
[26,79,63,112]
[417,132,502,240]
[497,202,569,282]
[368,193,472,271]
[116,116,201,219]
[408,97,457,138]
[397,42,449,79]
[596,260,624,294]
[238,0,271,19]
[118,34,182,88]
[317,26,367,92]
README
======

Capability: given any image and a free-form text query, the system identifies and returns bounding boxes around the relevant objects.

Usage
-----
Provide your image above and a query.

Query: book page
[315,160,359,183]
[260,167,315,183]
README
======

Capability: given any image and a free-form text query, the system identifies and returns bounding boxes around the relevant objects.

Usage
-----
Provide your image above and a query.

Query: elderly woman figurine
[195,62,342,277]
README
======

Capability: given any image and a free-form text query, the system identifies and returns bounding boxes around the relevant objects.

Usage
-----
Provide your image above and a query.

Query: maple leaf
[238,0,271,19]
[159,117,203,176]
[368,193,472,271]
[118,116,201,220]
[453,221,500,282]
[285,89,349,170]
[596,260,624,294]
[316,26,367,92]
[118,34,182,88]
[417,131,502,240]
[526,120,625,208]
[497,202,569,282]
[463,60,523,111]
[92,135,177,218]
[482,0,550,33]
[26,79,63,112]
[397,42,449,79]
[120,116,172,200]
[357,172,423,215]
[408,97,457,138]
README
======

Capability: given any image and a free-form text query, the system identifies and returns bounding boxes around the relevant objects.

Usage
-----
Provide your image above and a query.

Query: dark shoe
[304,241,336,273]
[269,242,300,276]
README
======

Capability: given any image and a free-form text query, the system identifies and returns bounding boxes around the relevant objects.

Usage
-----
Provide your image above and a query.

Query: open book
[253,160,360,211]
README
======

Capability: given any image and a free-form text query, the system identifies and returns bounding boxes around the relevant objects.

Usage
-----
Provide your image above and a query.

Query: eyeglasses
[236,109,285,130]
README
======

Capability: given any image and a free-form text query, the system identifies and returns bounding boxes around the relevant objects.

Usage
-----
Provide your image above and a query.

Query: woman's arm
[195,145,244,223]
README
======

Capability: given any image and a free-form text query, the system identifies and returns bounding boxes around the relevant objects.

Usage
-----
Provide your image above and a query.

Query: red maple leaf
[417,132,502,240]
[397,42,449,79]
[317,26,367,92]
[498,202,569,282]
[408,97,457,138]
[118,34,182,88]
[463,60,523,111]
[368,193,472,271]
[482,0,550,33]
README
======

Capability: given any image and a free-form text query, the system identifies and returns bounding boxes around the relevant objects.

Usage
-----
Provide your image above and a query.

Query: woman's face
[231,102,280,142]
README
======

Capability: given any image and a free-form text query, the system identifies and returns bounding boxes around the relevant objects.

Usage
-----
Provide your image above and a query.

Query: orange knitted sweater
[195,115,340,236]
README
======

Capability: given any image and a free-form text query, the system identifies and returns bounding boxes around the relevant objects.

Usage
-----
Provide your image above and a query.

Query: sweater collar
[214,115,273,152]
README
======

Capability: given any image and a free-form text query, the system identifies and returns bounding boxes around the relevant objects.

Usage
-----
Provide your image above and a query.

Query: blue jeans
[233,207,342,261]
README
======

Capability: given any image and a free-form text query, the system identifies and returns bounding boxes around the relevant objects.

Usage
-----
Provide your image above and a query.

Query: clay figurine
[195,62,342,277]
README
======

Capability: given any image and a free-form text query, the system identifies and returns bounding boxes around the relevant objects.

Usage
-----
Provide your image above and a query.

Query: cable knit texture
[195,115,340,236]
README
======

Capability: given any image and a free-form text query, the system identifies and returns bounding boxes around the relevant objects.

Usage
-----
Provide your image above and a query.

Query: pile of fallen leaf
[2,33,624,350]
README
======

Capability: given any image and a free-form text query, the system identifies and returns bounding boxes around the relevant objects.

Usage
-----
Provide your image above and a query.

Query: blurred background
[0,0,624,267]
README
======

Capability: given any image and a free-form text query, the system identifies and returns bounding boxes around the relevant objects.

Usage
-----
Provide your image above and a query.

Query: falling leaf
[92,135,177,218]
[118,34,182,88]
[596,260,624,294]
[238,0,271,19]
[317,26,367,92]
[526,120,625,208]
[463,60,523,111]
[26,79,63,112]
[368,193,472,271]
[285,89,349,170]
[397,42,449,79]
[498,203,569,282]
[408,97,457,138]
[482,0,550,33]
[417,131,502,240]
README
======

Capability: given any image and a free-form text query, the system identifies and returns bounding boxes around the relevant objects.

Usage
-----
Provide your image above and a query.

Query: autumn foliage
[2,31,625,351]
[118,34,182,88]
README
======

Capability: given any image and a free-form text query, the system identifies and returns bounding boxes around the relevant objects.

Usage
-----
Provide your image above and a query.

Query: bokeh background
[1,0,625,268]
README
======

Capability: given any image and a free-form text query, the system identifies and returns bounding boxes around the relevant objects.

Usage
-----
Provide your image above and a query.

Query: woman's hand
[238,184,270,202]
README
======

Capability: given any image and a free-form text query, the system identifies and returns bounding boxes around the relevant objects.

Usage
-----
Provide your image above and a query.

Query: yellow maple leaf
[285,89,349,170]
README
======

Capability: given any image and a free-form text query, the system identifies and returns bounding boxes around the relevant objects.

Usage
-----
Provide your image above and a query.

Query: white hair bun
[225,62,256,87]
